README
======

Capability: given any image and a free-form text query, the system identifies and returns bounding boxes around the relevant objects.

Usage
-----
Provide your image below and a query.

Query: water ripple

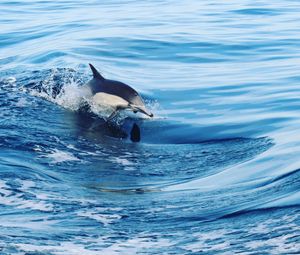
[1,0,300,254]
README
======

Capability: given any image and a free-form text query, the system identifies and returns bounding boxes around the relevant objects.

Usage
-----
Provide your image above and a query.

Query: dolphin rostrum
[86,64,153,119]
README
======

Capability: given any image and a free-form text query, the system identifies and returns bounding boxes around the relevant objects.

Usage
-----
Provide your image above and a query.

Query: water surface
[1,0,300,254]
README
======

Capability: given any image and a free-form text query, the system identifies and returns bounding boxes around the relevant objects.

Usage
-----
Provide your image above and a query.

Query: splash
[27,68,88,111]
[43,149,80,164]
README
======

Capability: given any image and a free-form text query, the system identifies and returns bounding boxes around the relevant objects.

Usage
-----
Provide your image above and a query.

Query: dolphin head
[88,64,153,118]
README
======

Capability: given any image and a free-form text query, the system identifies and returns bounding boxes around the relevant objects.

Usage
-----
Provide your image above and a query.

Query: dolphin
[86,64,153,119]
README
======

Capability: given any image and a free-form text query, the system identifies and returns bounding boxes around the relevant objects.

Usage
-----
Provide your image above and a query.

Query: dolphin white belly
[90,92,130,118]
[92,92,129,109]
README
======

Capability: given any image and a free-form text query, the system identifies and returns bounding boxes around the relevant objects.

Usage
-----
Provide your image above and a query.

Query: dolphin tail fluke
[130,123,141,142]
[89,63,105,80]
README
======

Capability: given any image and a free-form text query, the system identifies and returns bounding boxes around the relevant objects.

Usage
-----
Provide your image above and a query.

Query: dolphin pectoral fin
[106,104,128,121]
[107,110,119,121]
[89,63,105,80]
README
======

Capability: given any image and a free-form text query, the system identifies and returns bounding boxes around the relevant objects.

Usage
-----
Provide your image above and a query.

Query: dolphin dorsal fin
[89,63,104,80]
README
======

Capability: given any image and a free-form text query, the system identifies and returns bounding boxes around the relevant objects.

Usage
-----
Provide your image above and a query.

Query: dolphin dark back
[88,78,144,106]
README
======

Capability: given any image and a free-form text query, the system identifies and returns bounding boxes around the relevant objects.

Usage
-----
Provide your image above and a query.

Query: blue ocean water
[1,0,300,254]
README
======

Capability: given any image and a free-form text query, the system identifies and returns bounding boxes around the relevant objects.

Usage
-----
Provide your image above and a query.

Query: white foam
[20,180,35,190]
[16,200,54,212]
[16,242,102,255]
[0,190,53,212]
[0,179,54,212]
[15,98,29,107]
[0,180,12,197]
[33,145,43,152]
[246,233,300,253]
[110,157,136,171]
[45,149,80,164]
[55,79,90,111]
[249,222,269,234]
[35,193,50,200]
[2,76,17,84]
[114,158,134,166]
[183,229,231,253]
[77,208,122,226]
[99,236,172,255]
[30,78,89,112]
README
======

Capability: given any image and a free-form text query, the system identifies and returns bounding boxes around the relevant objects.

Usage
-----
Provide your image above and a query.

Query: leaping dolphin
[86,64,153,119]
